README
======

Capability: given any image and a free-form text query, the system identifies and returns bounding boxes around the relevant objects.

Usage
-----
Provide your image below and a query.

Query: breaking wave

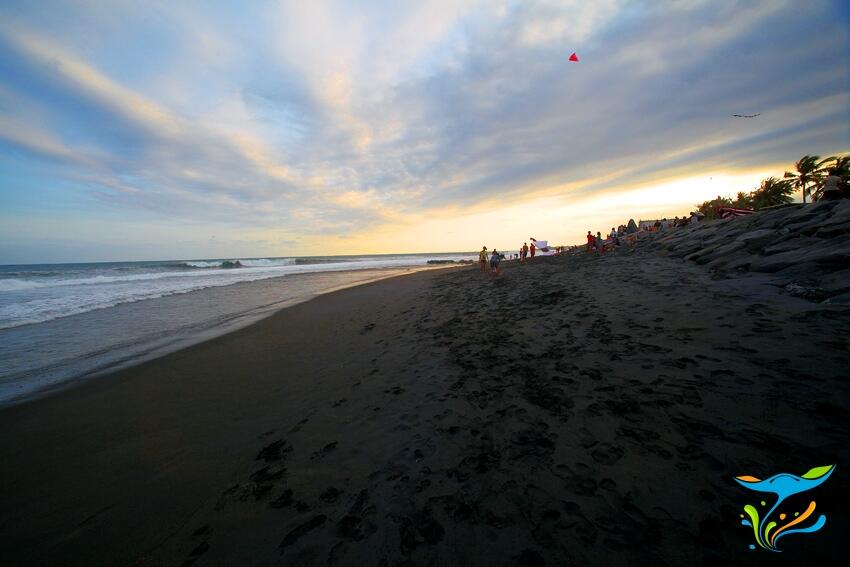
[177,258,297,269]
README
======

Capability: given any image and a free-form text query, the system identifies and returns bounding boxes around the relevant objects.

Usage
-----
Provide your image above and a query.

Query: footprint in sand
[590,443,625,465]
[278,515,327,555]
[396,508,445,553]
[311,441,338,460]
[256,439,292,463]
[270,488,294,509]
[335,489,377,542]
[289,417,310,433]
[180,540,210,567]
[319,486,342,503]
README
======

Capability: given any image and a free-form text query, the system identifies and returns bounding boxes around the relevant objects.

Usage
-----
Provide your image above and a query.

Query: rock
[762,236,821,256]
[735,229,777,251]
[700,241,746,266]
[824,291,850,304]
[819,268,850,295]
[749,243,850,273]
[673,203,850,303]
[782,282,824,300]
[707,253,751,272]
[748,250,804,273]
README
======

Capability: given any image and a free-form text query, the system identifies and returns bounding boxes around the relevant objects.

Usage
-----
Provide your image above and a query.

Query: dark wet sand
[1,246,848,566]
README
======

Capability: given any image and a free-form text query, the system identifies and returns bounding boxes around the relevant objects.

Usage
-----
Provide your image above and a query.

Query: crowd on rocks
[584,212,704,253]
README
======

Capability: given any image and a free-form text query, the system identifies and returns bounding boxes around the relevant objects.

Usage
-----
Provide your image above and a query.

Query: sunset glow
[1,1,848,262]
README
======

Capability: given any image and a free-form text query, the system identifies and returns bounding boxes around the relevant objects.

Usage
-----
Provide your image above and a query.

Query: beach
[0,254,474,404]
[1,209,849,566]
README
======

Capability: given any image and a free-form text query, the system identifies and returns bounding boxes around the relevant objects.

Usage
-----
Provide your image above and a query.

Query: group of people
[478,240,541,275]
[479,210,706,270]
[650,214,700,231]
[478,246,504,274]
[585,218,638,252]
[519,241,536,261]
[585,212,703,253]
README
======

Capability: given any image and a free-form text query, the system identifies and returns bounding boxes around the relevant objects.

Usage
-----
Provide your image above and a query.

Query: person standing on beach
[586,231,595,251]
[478,246,488,272]
[521,242,529,261]
[596,231,604,252]
[529,241,536,259]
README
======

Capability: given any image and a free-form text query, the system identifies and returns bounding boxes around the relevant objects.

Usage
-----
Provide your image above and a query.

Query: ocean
[0,253,474,405]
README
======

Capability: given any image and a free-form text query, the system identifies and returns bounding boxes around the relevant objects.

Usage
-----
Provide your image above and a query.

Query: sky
[0,0,848,263]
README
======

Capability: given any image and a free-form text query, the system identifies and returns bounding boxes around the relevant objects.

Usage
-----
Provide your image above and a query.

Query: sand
[1,218,848,566]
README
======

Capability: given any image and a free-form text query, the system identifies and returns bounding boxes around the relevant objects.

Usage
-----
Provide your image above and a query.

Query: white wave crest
[0,279,46,291]
[180,258,296,268]
[240,258,296,267]
[183,261,224,268]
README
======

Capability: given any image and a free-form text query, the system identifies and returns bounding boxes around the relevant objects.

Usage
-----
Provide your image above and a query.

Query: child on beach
[479,246,488,272]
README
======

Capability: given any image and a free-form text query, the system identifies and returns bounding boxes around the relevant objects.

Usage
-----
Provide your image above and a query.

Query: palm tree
[831,155,850,178]
[695,195,732,219]
[784,154,829,204]
[732,191,752,208]
[750,177,794,209]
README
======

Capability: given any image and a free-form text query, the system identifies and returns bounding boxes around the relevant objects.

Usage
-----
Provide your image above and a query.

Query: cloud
[0,0,848,261]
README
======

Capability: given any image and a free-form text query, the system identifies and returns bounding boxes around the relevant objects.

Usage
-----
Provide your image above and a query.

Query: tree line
[695,153,849,219]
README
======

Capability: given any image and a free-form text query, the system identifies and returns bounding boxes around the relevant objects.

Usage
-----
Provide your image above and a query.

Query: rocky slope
[641,200,850,303]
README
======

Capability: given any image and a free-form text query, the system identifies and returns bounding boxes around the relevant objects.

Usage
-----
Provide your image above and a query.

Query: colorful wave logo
[734,464,835,552]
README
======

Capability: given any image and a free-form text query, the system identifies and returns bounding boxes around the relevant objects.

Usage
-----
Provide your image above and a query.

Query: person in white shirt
[822,170,842,201]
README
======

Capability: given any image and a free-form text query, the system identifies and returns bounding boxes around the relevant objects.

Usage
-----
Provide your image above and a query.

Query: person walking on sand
[478,246,488,273]
[521,242,529,262]
[489,248,502,275]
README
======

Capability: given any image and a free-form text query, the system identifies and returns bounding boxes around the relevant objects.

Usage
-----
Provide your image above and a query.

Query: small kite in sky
[569,52,579,62]
[732,113,761,118]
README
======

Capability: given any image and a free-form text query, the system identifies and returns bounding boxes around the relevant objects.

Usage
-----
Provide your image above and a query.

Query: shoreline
[0,263,465,409]
[0,234,847,565]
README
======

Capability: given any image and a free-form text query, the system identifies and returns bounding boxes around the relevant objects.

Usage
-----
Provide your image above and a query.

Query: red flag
[569,52,579,62]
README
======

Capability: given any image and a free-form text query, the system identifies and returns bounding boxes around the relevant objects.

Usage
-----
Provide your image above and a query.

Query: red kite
[569,52,579,62]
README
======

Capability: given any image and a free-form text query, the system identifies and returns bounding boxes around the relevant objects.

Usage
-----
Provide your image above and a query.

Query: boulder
[672,203,849,302]
[735,229,777,252]
[762,236,821,256]
[750,243,850,274]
